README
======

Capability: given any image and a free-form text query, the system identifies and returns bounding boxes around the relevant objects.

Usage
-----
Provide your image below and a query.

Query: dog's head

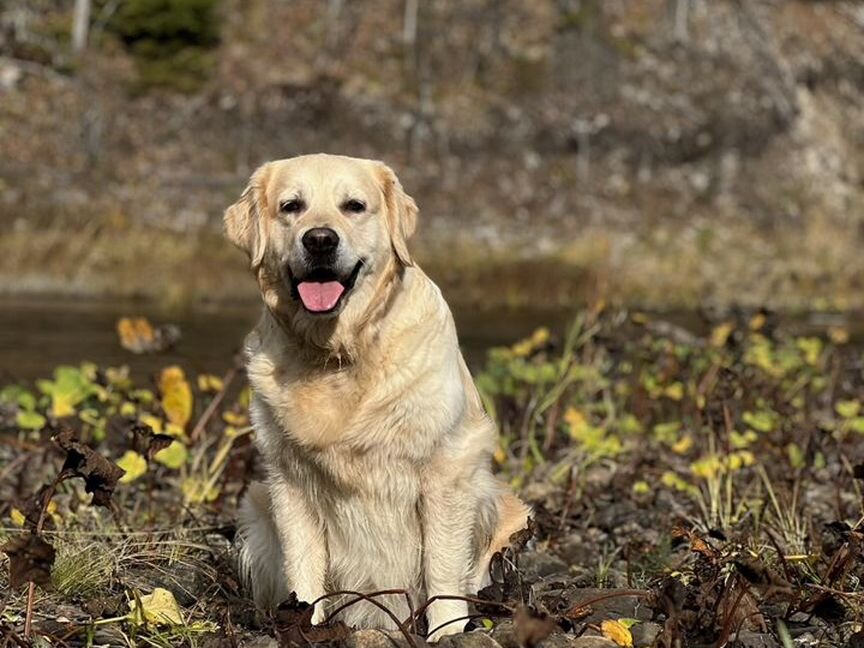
[225,154,417,346]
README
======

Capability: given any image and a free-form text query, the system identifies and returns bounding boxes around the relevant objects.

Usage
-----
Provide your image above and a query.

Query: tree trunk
[72,0,91,52]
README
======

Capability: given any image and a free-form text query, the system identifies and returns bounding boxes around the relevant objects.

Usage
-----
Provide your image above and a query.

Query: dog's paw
[310,604,325,625]
[426,600,469,642]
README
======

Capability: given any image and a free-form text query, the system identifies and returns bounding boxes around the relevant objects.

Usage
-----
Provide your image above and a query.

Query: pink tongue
[297,281,346,312]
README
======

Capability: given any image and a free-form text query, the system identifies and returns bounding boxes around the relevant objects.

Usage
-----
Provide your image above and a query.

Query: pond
[2,297,860,385]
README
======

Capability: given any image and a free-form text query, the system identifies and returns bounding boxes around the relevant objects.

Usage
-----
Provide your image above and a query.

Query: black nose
[302,228,339,255]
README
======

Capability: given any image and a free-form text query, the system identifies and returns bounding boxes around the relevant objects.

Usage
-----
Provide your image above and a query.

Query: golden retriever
[226,154,529,640]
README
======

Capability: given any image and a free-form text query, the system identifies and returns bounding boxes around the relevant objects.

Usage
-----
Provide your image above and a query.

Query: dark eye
[343,199,366,214]
[280,199,305,214]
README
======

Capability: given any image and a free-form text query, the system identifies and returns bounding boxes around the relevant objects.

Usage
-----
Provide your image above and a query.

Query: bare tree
[669,0,690,43]
[72,0,91,52]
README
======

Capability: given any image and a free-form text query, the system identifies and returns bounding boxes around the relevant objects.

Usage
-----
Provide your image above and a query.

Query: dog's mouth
[290,261,363,314]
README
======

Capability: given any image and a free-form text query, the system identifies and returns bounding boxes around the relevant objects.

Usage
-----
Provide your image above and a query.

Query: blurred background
[2,0,864,374]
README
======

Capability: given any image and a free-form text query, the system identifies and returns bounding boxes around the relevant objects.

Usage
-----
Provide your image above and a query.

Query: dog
[226,154,529,640]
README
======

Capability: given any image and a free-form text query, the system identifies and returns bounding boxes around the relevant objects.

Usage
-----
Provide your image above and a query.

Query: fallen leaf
[601,619,634,647]
[159,366,193,429]
[1,533,55,589]
[153,440,188,469]
[128,587,184,626]
[117,451,147,483]
[54,427,125,506]
[274,592,351,648]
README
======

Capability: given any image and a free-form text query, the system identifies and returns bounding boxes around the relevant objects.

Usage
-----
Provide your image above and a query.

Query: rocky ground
[1,307,863,647]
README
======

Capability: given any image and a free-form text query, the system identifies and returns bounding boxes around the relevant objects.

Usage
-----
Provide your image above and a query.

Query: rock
[346,629,399,648]
[631,621,662,647]
[490,621,519,648]
[565,637,618,648]
[437,631,502,648]
[730,632,781,648]
[239,637,278,648]
[518,551,569,580]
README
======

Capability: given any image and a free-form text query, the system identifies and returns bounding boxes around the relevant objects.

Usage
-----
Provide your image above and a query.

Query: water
[0,296,572,383]
[2,297,860,385]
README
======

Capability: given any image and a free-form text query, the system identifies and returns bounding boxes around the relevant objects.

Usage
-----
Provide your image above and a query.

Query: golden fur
[227,154,529,640]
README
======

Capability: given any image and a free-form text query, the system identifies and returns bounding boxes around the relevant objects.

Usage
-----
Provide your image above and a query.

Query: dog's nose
[302,228,340,255]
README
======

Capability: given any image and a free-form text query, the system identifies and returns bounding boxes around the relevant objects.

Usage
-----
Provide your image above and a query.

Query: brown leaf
[130,422,174,460]
[53,426,125,507]
[2,533,55,589]
[513,606,558,648]
[273,593,351,648]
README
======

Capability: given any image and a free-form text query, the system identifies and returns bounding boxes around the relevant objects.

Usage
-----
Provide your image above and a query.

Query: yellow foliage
[153,440,188,469]
[600,619,634,647]
[117,450,147,483]
[128,588,184,626]
[158,366,193,429]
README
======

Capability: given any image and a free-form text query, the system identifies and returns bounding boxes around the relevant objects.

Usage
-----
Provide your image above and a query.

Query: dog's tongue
[297,281,345,312]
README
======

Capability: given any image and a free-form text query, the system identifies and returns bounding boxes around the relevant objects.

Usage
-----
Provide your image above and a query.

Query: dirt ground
[1,307,863,647]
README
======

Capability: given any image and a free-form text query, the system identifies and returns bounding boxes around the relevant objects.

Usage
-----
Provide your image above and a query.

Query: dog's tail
[237,481,290,608]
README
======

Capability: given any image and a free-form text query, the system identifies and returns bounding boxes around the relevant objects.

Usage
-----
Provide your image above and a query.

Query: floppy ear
[224,164,270,269]
[377,162,418,267]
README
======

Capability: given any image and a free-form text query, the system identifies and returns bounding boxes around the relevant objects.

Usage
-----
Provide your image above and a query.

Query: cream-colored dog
[227,154,529,640]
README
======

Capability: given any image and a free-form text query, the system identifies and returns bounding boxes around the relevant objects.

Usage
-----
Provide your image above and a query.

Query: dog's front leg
[422,480,475,641]
[269,477,328,623]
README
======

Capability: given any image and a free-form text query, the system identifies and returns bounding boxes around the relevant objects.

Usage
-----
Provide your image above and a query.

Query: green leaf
[16,410,47,430]
[836,400,861,419]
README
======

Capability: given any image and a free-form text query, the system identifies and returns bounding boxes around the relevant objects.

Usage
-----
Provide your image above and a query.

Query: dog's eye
[280,199,305,214]
[342,199,366,214]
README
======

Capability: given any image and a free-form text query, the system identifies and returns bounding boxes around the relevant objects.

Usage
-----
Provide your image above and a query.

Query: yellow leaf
[120,401,137,417]
[128,588,184,626]
[710,322,734,348]
[829,327,849,345]
[158,366,193,429]
[671,435,693,455]
[153,441,188,469]
[181,478,220,504]
[117,451,147,483]
[10,508,25,527]
[493,445,507,464]
[664,382,684,401]
[165,423,185,438]
[222,410,248,426]
[116,317,156,354]
[632,481,650,495]
[749,312,766,331]
[601,619,634,647]
[138,414,163,434]
[197,374,224,393]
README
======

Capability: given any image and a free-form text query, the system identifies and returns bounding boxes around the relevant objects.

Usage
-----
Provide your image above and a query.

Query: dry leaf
[128,587,184,626]
[54,426,125,507]
[2,533,55,589]
[601,619,634,647]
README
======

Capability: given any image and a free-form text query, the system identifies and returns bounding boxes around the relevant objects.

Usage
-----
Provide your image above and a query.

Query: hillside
[2,0,864,309]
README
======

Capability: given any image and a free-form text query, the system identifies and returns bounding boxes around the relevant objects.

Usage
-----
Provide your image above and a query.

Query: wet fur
[228,154,529,640]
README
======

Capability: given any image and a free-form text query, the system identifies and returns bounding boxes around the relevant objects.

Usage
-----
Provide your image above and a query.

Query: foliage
[106,0,221,91]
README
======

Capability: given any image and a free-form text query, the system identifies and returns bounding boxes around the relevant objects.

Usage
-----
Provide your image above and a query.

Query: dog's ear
[224,163,271,269]
[376,162,418,267]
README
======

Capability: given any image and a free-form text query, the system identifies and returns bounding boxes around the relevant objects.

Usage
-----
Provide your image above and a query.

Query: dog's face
[225,154,417,329]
